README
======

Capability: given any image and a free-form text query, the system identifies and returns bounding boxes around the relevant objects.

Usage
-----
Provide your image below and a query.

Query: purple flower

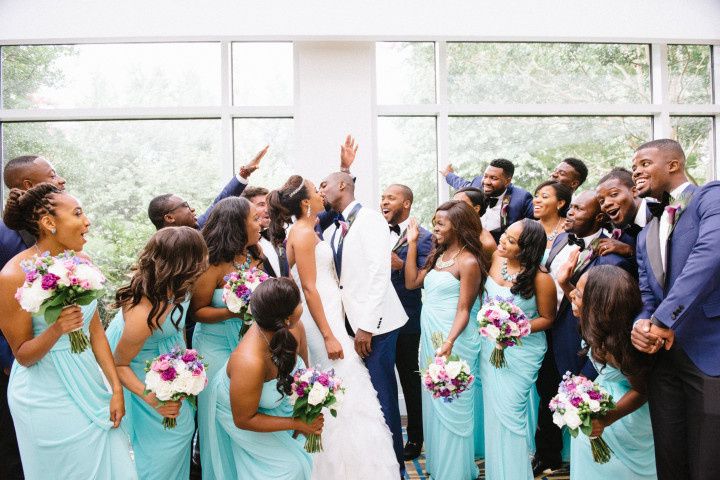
[41,273,60,290]
[181,350,198,362]
[317,374,330,387]
[570,396,583,408]
[588,390,602,400]
[160,367,177,381]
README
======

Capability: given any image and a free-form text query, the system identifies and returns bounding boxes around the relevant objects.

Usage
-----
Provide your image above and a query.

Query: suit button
[678,305,684,311]
[339,286,343,289]
[671,313,677,320]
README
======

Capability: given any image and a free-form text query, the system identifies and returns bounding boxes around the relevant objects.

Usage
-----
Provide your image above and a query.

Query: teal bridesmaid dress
[192,288,244,478]
[419,270,481,480]
[570,353,657,479]
[204,358,313,480]
[106,300,194,480]
[8,300,137,480]
[481,277,547,480]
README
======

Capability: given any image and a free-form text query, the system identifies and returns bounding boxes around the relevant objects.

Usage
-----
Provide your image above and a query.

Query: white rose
[445,361,462,379]
[497,308,510,320]
[144,370,161,391]
[552,411,565,428]
[18,281,53,313]
[47,263,72,287]
[333,389,344,407]
[153,381,174,401]
[308,383,329,406]
[225,293,243,314]
[484,324,501,340]
[588,399,601,413]
[427,363,443,383]
[172,371,193,394]
[189,374,207,396]
[300,371,313,383]
[563,410,582,430]
[509,322,521,337]
[73,263,105,290]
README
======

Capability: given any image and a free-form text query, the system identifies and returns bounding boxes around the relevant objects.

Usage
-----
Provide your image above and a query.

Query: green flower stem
[68,331,90,354]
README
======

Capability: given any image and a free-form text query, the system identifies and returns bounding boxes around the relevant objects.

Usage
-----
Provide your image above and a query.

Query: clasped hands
[631,319,675,354]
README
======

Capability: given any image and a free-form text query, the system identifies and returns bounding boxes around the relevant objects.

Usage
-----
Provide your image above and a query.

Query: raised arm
[404,218,429,289]
[292,228,344,360]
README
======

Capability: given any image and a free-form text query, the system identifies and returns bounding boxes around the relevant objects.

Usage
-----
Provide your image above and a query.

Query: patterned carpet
[401,426,570,479]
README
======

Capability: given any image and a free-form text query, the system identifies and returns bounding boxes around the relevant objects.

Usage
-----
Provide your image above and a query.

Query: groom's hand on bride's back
[354,329,373,358]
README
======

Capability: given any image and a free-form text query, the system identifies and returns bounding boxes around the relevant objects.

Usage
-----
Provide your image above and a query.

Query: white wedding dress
[291,241,399,480]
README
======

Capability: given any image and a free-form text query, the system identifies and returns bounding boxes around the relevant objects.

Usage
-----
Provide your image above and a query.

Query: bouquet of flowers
[549,372,616,463]
[421,332,474,403]
[477,296,531,368]
[15,250,106,354]
[289,366,345,452]
[222,267,270,336]
[144,346,208,429]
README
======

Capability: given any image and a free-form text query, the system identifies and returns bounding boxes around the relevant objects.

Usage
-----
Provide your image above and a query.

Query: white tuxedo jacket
[324,205,408,335]
[259,236,281,277]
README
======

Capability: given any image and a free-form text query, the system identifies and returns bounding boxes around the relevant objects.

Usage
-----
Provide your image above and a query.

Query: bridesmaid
[481,219,557,480]
[204,277,319,479]
[190,196,263,475]
[451,187,493,459]
[405,200,487,480]
[453,186,497,261]
[107,226,208,480]
[532,181,572,262]
[0,184,136,479]
[568,264,656,479]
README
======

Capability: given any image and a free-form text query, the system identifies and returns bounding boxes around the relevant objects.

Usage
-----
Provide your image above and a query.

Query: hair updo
[249,277,302,395]
[3,183,62,237]
[267,175,309,247]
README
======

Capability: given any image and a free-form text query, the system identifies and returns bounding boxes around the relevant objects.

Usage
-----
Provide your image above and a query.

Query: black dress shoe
[403,441,422,460]
[531,457,561,477]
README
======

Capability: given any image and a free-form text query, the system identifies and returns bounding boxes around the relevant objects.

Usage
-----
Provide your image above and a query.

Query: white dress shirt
[481,189,506,232]
[388,217,410,251]
[549,229,602,306]
[634,198,648,228]
[659,182,691,271]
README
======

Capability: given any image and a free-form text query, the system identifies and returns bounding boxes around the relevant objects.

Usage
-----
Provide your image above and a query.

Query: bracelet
[443,340,454,345]
[340,167,351,173]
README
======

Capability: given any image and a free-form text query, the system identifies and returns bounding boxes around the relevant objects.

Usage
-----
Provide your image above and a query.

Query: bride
[267,175,399,480]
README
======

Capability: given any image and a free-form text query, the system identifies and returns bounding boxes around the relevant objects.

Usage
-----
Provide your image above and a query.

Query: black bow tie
[389,224,401,235]
[567,233,586,250]
[623,223,643,237]
[333,213,345,227]
[487,197,499,208]
[647,192,671,219]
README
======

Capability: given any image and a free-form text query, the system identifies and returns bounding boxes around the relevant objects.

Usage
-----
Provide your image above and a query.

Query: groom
[320,172,408,475]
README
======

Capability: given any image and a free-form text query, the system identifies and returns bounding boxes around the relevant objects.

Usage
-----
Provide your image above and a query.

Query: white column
[294,42,378,206]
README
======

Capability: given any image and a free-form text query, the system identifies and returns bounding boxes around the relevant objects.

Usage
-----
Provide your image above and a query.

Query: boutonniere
[392,232,408,252]
[611,228,622,240]
[666,192,692,234]
[339,220,349,237]
[574,237,602,273]
[500,194,512,228]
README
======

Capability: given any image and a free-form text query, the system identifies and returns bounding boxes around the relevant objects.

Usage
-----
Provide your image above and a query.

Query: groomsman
[0,155,67,480]
[380,184,433,461]
[242,185,289,277]
[549,157,588,192]
[533,190,633,476]
[630,139,720,479]
[147,145,268,230]
[441,158,533,242]
[595,167,652,256]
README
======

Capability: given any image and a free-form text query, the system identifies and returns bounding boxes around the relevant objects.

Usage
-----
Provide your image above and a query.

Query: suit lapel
[645,217,665,287]
[545,234,569,270]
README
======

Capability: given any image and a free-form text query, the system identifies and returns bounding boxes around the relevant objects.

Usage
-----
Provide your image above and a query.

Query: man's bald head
[3,155,66,191]
[319,171,355,212]
[565,190,606,237]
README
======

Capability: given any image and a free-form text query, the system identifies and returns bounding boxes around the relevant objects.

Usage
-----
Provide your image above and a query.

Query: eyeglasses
[163,201,190,217]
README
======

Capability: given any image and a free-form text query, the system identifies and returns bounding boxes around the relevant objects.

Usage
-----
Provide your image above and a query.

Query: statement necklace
[500,258,520,282]
[436,246,465,269]
[233,252,253,271]
[546,218,564,243]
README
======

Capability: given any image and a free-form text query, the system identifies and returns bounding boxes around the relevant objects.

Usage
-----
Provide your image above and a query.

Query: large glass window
[377,116,438,226]
[448,117,653,192]
[2,120,222,314]
[376,42,436,105]
[1,43,221,109]
[232,43,294,106]
[233,118,295,190]
[671,116,715,184]
[447,43,651,104]
[668,45,713,104]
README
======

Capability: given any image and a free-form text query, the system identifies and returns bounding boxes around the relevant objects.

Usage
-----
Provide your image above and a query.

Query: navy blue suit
[445,174,533,242]
[196,176,248,229]
[636,182,720,478]
[0,221,31,479]
[391,225,432,445]
[534,231,633,466]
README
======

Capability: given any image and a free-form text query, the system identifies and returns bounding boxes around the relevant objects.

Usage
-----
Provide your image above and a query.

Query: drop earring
[50,228,57,235]
[306,207,312,218]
